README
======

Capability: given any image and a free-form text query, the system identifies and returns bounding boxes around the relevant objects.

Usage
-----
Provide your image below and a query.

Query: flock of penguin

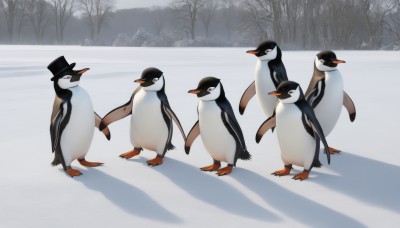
[48,40,356,180]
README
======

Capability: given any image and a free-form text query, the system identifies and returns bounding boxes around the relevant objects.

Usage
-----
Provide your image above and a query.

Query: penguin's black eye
[152,77,159,82]
[288,90,295,95]
[265,49,272,53]
[320,59,325,63]
[207,87,215,92]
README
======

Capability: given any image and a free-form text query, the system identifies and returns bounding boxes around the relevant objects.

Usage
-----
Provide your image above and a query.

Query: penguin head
[56,68,89,89]
[134,67,164,91]
[188,77,223,101]
[47,56,89,90]
[246,40,281,61]
[315,50,346,72]
[269,81,304,104]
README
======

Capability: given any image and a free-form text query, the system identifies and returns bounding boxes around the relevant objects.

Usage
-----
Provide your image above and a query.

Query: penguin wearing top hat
[48,56,111,177]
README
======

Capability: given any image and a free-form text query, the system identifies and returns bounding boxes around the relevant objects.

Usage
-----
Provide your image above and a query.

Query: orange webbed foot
[200,163,221,172]
[326,147,341,154]
[216,165,233,176]
[119,149,141,159]
[147,156,163,166]
[66,168,82,177]
[78,159,103,167]
[293,171,309,181]
[272,166,292,176]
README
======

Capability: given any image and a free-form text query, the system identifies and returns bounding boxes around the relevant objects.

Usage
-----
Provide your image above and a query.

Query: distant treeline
[1,0,400,50]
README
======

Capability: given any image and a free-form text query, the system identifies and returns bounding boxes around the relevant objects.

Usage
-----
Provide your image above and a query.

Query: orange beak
[78,68,89,74]
[188,89,201,94]
[246,50,258,55]
[134,79,146,83]
[268,91,281,96]
[332,59,346,64]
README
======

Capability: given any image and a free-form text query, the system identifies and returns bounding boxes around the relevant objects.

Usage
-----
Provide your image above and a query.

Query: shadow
[125,156,148,163]
[232,168,366,228]
[313,152,400,213]
[75,168,181,223]
[152,158,280,222]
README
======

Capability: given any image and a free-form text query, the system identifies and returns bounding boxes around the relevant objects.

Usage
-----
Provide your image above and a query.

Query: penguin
[48,56,111,177]
[256,81,330,180]
[99,67,186,166]
[305,50,356,154]
[186,77,251,176]
[239,40,288,117]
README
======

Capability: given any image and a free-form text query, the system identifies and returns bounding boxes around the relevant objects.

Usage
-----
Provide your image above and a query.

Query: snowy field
[0,45,399,227]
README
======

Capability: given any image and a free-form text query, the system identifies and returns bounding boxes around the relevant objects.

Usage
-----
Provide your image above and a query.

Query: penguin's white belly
[198,101,236,164]
[255,60,278,117]
[60,87,95,165]
[130,90,168,153]
[314,71,343,136]
[276,103,315,169]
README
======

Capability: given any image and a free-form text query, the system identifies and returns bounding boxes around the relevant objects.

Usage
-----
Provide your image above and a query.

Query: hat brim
[51,63,76,80]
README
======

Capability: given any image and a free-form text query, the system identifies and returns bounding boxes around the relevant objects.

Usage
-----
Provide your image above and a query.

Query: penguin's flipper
[306,79,325,108]
[99,100,133,130]
[221,112,247,150]
[99,87,140,130]
[160,105,174,155]
[310,134,322,171]
[185,121,200,155]
[157,88,187,145]
[343,91,356,122]
[239,81,256,115]
[302,104,330,164]
[94,112,111,140]
[305,63,325,97]
[256,114,276,143]
[50,104,64,152]
[218,96,249,156]
[163,105,186,141]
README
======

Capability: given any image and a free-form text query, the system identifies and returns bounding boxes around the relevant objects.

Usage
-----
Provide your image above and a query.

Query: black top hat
[47,56,76,80]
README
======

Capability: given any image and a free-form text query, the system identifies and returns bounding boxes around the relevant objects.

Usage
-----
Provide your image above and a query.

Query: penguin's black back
[268,46,288,88]
[50,80,73,169]
[215,84,251,163]
[305,62,325,98]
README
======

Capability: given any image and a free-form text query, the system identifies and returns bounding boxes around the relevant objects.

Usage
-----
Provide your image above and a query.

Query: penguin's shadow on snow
[231,168,366,228]
[312,152,400,213]
[152,158,280,222]
[75,168,181,223]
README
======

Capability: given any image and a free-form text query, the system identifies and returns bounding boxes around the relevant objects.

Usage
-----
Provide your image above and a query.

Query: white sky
[115,0,171,9]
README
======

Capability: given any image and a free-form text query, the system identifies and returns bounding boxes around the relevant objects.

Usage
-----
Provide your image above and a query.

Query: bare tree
[386,0,400,44]
[78,0,115,39]
[171,0,205,40]
[78,0,95,39]
[48,0,74,44]
[94,0,114,36]
[280,0,303,46]
[0,0,20,42]
[26,0,50,44]
[199,0,217,38]
[360,0,394,48]
[321,0,358,49]
[303,0,322,49]
[240,0,272,43]
[14,1,27,43]
[221,0,240,41]
[151,8,167,37]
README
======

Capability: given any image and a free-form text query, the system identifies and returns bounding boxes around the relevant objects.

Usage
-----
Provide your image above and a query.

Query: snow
[0,45,399,227]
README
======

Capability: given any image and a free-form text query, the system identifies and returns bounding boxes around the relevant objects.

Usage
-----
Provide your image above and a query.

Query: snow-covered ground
[0,46,399,227]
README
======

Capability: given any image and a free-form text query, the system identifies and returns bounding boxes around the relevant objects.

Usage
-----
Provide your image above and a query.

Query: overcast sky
[115,0,170,9]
